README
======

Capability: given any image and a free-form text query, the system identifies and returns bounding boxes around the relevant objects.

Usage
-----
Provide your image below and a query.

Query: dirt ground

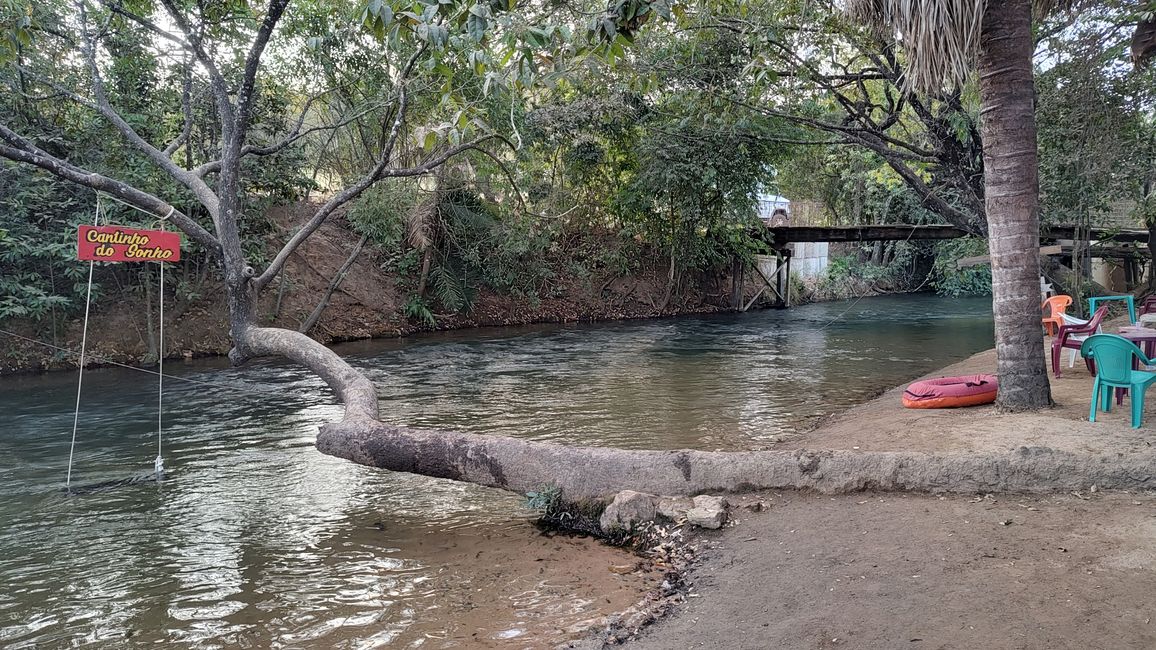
[627,325,1156,649]
[628,490,1156,650]
[781,320,1154,456]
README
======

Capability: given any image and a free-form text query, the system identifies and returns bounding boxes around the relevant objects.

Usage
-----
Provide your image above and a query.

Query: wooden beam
[764,224,967,243]
[1043,226,1149,244]
[757,223,1149,246]
[956,245,1063,269]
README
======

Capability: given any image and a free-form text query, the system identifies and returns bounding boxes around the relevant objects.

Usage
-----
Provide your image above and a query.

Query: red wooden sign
[77,225,181,262]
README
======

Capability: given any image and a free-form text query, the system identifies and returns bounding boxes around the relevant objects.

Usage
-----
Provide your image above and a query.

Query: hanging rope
[66,196,104,489]
[155,205,174,478]
[66,194,179,488]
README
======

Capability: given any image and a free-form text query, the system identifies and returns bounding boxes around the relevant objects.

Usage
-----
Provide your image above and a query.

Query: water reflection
[0,294,992,647]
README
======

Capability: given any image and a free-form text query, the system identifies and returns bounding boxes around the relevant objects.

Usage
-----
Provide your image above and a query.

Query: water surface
[0,294,993,647]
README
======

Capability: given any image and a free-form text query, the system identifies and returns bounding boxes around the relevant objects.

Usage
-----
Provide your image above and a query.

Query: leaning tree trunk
[977,0,1052,410]
[316,420,1156,501]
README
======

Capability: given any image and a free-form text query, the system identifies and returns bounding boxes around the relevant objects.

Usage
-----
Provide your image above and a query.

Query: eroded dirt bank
[1,203,762,374]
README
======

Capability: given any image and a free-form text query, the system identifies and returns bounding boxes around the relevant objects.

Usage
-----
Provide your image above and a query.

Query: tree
[4,0,800,505]
[0,0,574,422]
[837,0,1051,409]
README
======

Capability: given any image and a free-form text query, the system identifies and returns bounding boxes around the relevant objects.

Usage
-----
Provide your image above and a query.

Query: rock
[656,496,694,520]
[686,495,729,529]
[599,490,659,533]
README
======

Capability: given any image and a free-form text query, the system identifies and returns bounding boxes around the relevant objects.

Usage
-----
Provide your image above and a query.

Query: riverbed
[0,294,993,648]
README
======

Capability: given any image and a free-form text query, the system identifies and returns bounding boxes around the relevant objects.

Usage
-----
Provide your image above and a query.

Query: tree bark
[239,326,379,421]
[978,0,1052,410]
[317,420,1156,501]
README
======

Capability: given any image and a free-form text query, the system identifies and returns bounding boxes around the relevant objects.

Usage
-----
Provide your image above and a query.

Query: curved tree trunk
[978,0,1052,410]
[238,325,380,421]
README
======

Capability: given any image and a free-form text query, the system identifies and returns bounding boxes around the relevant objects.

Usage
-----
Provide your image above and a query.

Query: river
[0,294,993,648]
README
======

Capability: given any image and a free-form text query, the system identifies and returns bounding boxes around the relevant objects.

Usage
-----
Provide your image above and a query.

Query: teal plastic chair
[1081,334,1156,428]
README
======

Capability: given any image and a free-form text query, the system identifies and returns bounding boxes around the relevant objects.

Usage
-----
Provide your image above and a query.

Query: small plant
[525,484,562,512]
[403,294,437,327]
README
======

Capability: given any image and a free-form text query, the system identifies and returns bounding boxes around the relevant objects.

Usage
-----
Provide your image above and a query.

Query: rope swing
[66,192,180,491]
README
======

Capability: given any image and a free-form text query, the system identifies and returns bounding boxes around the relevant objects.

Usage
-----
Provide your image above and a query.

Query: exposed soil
[1,201,758,374]
[627,490,1156,650]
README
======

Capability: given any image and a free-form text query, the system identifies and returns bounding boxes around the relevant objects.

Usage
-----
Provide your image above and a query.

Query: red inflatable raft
[902,374,998,409]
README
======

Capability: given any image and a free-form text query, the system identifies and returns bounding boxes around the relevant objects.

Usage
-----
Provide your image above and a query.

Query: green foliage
[0,0,33,63]
[777,148,941,227]
[9,0,1152,345]
[347,183,415,250]
[930,238,991,297]
[814,242,925,299]
[1134,194,1156,228]
[0,167,95,323]
[403,294,437,327]
[524,484,562,511]
[1035,19,1156,227]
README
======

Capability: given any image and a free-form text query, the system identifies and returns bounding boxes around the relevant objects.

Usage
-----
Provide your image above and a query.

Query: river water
[0,294,993,648]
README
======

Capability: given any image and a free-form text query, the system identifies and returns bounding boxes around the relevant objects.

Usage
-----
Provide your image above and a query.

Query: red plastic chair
[1041,295,1073,336]
[1052,306,1108,377]
[1139,295,1156,317]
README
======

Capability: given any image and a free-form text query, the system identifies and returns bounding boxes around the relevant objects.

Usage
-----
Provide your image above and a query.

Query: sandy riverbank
[618,327,1156,649]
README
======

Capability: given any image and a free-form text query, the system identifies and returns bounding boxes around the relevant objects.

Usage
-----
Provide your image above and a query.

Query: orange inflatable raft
[902,374,998,409]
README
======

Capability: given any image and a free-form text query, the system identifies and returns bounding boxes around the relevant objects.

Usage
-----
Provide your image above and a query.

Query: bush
[931,237,992,297]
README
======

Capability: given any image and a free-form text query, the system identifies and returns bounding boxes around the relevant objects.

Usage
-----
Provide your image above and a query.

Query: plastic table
[1088,295,1136,324]
[1118,326,1156,358]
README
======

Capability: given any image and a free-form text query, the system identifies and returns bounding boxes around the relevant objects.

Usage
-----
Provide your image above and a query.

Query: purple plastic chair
[1140,295,1156,317]
[1052,306,1108,377]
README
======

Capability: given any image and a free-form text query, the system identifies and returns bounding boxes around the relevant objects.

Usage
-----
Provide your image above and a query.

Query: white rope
[67,197,103,488]
[98,190,175,221]
[155,217,167,478]
[67,195,180,485]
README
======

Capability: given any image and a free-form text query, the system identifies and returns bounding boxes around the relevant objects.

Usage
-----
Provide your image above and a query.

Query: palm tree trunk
[978,0,1052,409]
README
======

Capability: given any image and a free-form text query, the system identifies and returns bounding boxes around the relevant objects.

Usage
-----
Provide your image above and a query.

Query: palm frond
[430,263,469,312]
[406,198,437,250]
[845,0,986,92]
[844,0,1070,92]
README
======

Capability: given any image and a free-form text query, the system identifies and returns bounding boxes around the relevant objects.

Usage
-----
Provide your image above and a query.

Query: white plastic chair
[1060,312,1100,367]
[1040,276,1054,301]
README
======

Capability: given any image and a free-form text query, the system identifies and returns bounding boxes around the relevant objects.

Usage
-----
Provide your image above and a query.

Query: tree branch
[233,0,291,143]
[192,98,384,177]
[156,0,235,141]
[0,128,220,251]
[76,4,221,221]
[96,0,190,49]
[164,61,194,157]
[253,135,496,292]
[252,47,428,292]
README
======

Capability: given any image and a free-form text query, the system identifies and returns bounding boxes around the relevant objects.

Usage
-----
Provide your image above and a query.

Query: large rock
[686,495,729,529]
[657,496,695,521]
[600,490,659,533]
